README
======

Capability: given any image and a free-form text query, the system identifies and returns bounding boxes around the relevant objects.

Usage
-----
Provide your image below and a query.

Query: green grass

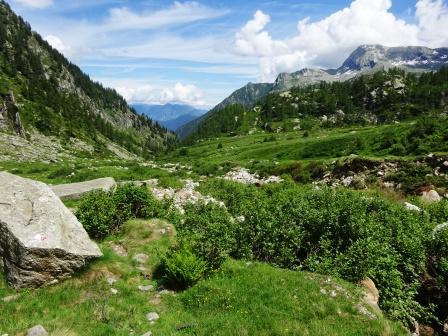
[0,159,188,185]
[0,218,406,336]
[162,122,430,175]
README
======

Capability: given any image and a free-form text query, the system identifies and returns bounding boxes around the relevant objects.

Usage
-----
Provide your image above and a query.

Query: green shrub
[178,203,235,270]
[76,190,117,239]
[160,244,207,290]
[76,184,169,239]
[185,179,437,325]
[113,184,160,221]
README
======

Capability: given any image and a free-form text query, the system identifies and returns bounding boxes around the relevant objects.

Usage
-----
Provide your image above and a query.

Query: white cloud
[234,0,448,81]
[45,35,73,55]
[13,0,52,8]
[116,82,206,106]
[102,2,228,32]
[416,0,448,47]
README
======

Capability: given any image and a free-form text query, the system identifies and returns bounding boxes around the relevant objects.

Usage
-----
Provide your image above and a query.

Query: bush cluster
[185,179,448,325]
[76,184,165,239]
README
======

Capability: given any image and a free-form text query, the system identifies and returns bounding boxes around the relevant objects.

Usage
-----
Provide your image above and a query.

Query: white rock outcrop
[0,172,102,288]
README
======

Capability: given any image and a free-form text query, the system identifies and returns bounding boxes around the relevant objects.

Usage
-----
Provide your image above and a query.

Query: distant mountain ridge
[132,103,206,131]
[177,45,448,139]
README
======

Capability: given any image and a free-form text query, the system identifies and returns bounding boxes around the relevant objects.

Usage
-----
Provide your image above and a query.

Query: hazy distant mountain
[132,103,206,131]
[177,45,448,139]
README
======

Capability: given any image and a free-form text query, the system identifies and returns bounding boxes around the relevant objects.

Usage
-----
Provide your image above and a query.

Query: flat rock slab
[50,177,116,200]
[0,172,102,288]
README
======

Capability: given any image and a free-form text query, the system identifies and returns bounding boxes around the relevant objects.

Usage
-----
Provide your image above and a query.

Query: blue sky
[5,0,448,108]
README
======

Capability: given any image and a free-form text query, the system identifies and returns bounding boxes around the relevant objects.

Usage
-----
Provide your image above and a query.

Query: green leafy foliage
[75,190,117,239]
[177,203,235,270]
[76,184,170,239]
[160,244,207,290]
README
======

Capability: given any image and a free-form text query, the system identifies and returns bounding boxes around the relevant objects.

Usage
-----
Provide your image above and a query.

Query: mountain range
[177,45,448,139]
[131,103,206,131]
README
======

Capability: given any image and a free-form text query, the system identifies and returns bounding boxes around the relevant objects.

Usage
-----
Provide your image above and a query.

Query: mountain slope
[183,66,448,142]
[179,45,448,141]
[132,103,205,131]
[0,0,174,160]
[176,83,272,139]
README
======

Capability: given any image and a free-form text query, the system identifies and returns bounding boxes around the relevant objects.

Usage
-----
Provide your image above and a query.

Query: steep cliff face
[0,0,174,159]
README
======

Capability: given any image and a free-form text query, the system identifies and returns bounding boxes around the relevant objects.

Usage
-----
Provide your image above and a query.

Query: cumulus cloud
[235,0,448,81]
[116,82,206,106]
[13,0,53,8]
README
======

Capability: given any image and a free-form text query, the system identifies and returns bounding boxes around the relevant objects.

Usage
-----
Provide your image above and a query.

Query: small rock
[146,312,159,322]
[138,285,154,292]
[1,294,20,302]
[111,243,128,257]
[133,253,149,264]
[419,325,436,336]
[443,161,448,167]
[142,332,152,336]
[110,288,118,295]
[27,325,48,336]
[422,190,442,203]
[106,277,118,285]
[405,202,422,212]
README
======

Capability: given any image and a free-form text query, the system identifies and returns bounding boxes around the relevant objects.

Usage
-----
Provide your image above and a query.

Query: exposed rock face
[0,92,25,137]
[50,177,116,200]
[0,172,102,288]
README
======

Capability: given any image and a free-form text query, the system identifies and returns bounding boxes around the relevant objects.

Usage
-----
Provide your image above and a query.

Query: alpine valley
[1,1,448,336]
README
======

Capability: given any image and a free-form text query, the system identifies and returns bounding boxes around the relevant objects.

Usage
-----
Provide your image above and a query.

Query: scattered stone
[146,312,159,322]
[421,190,442,203]
[110,288,118,295]
[138,285,154,292]
[223,168,282,185]
[0,172,102,289]
[360,278,380,309]
[404,202,422,212]
[355,304,377,320]
[106,277,118,285]
[50,177,116,200]
[150,179,224,213]
[110,243,128,257]
[142,332,152,336]
[133,253,149,264]
[26,325,48,336]
[1,293,20,302]
[341,176,353,187]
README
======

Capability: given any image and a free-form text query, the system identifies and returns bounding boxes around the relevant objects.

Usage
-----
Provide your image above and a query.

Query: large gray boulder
[50,177,116,200]
[0,172,102,288]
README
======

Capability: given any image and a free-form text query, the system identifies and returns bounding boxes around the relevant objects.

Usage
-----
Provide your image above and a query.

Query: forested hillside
[184,67,448,144]
[0,0,174,158]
